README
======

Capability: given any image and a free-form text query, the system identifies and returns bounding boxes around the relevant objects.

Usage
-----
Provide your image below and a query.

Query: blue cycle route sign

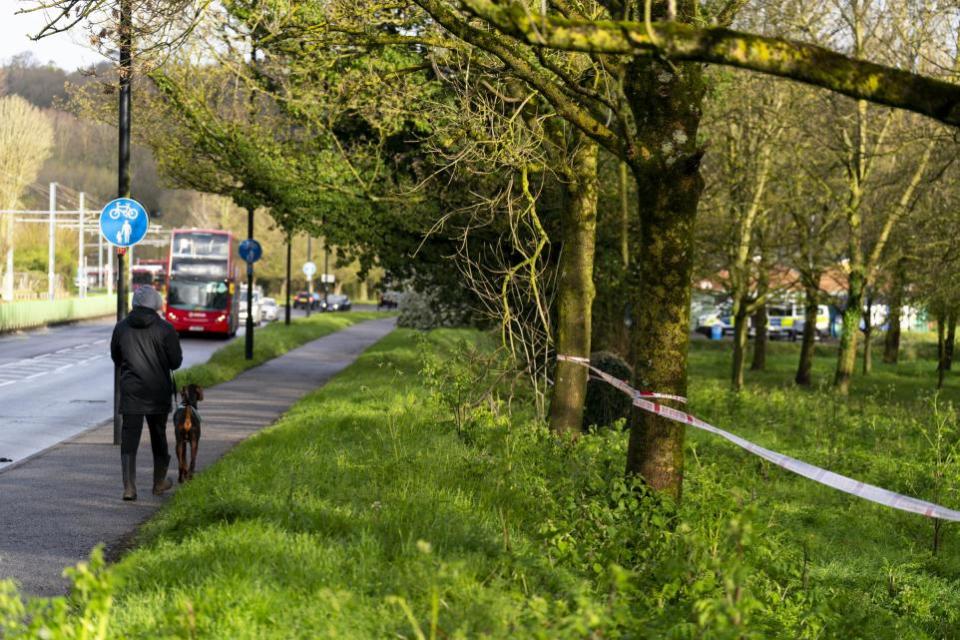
[99,198,149,248]
[239,238,263,264]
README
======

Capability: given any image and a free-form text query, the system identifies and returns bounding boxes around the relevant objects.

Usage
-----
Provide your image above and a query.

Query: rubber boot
[152,454,173,496]
[121,453,137,501]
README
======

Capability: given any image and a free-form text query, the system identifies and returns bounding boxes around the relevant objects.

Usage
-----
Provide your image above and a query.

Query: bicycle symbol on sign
[107,202,140,221]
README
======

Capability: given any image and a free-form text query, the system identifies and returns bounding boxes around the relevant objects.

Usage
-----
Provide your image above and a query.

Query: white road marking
[0,340,109,388]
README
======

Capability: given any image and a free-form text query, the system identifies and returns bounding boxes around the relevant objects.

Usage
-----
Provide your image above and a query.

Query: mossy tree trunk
[938,309,948,389]
[731,298,750,391]
[549,137,600,435]
[884,302,902,364]
[883,262,904,364]
[862,293,874,375]
[751,303,768,371]
[795,284,820,386]
[946,310,957,372]
[749,244,769,372]
[835,269,865,394]
[591,159,633,359]
[619,161,630,267]
[624,54,705,502]
[834,92,868,396]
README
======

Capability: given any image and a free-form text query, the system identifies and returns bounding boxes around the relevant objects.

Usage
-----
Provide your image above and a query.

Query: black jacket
[110,306,183,415]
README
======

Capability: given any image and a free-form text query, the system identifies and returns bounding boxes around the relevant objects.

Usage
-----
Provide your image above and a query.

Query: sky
[1,4,104,70]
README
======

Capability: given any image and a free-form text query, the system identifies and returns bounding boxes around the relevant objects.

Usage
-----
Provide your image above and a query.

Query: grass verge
[174,311,385,388]
[4,329,960,637]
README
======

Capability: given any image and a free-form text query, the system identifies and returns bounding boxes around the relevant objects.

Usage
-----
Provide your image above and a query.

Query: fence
[0,295,116,332]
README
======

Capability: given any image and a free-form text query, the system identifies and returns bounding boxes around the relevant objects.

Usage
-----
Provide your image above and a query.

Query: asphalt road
[0,318,241,472]
[0,305,379,471]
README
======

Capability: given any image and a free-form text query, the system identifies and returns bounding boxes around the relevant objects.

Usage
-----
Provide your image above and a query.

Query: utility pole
[285,233,292,325]
[78,192,86,298]
[117,0,132,320]
[245,207,255,360]
[48,182,57,301]
[98,231,103,289]
[115,0,133,446]
[306,236,312,317]
[323,237,329,309]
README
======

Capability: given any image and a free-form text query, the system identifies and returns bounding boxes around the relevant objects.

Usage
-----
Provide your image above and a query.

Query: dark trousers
[120,413,169,461]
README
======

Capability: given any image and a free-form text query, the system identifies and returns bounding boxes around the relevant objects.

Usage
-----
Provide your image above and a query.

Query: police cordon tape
[558,354,960,521]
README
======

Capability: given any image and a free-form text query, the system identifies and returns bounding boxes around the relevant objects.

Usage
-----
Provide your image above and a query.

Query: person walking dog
[110,285,183,501]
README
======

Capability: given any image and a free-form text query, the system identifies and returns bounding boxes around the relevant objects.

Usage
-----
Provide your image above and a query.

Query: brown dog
[173,384,204,483]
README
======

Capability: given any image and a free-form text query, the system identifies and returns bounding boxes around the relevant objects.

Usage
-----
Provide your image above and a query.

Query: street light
[114,0,133,446]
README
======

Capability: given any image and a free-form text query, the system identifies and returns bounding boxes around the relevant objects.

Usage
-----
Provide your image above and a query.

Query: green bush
[396,290,476,330]
[0,546,113,639]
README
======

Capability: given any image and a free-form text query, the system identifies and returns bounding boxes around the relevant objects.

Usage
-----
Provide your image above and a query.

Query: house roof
[694,263,849,297]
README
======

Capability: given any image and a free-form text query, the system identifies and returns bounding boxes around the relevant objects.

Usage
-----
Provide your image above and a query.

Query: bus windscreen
[168,279,230,311]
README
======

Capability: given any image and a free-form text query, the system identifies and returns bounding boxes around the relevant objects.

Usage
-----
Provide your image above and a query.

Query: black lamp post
[306,236,312,317]
[114,0,132,446]
[285,232,292,325]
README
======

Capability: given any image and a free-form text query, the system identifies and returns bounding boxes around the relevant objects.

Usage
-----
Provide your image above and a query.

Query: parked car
[786,305,831,340]
[293,291,315,310]
[764,304,831,340]
[325,293,351,311]
[238,291,262,326]
[260,297,278,322]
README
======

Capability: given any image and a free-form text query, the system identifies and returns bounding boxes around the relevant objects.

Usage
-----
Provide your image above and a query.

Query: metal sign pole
[114,248,124,446]
[107,246,114,296]
[245,207,255,361]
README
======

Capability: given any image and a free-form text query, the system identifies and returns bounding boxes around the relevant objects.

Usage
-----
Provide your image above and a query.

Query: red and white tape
[559,354,960,521]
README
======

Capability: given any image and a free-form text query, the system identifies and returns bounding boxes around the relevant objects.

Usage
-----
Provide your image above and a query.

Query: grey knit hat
[132,285,163,311]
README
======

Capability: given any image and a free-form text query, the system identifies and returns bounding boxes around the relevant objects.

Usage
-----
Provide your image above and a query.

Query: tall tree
[452,0,960,495]
[700,71,786,391]
[0,95,54,300]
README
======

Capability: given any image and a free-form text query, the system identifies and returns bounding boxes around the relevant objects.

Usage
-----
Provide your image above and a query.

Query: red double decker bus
[164,229,240,337]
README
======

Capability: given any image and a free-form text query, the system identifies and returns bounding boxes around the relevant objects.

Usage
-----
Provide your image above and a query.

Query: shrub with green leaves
[396,290,475,330]
[0,546,113,639]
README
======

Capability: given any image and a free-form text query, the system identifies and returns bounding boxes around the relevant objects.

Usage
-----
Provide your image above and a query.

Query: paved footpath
[0,317,396,596]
